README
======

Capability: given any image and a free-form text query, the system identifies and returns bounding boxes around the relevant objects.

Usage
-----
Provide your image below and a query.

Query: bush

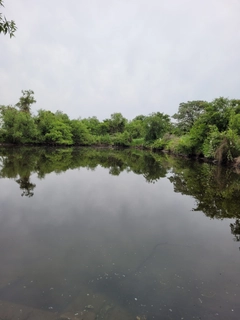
[202,126,222,159]
[130,138,145,147]
[202,127,240,162]
[97,134,113,145]
[151,133,175,150]
[165,136,181,153]
[214,129,240,163]
[175,135,195,155]
[113,132,131,147]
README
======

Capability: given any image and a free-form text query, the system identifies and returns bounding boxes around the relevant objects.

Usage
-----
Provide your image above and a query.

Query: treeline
[1,90,240,163]
[0,90,171,147]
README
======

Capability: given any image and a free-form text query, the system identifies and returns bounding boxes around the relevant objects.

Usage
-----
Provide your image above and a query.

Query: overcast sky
[1,0,239,120]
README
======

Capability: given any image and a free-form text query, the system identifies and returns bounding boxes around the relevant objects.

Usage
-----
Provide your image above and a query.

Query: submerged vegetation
[1,90,240,164]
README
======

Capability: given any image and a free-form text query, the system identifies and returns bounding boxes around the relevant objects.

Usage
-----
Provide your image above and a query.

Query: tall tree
[0,106,37,143]
[172,100,207,134]
[203,97,234,132]
[144,112,171,142]
[16,90,36,113]
[109,113,127,134]
[126,118,145,139]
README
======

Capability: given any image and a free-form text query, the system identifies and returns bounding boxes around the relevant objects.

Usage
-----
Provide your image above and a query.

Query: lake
[0,147,239,320]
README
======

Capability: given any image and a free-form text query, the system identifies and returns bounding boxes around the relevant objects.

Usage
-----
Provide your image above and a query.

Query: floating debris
[85,305,94,310]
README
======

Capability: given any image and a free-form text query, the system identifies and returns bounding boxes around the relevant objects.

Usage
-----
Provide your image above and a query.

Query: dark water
[0,147,239,320]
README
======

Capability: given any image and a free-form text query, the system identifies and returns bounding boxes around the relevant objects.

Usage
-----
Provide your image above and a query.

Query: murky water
[0,147,239,319]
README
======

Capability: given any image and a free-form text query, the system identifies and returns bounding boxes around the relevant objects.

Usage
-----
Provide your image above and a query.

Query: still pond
[0,147,239,320]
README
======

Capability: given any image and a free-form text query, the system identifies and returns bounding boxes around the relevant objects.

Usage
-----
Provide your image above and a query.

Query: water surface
[0,147,239,320]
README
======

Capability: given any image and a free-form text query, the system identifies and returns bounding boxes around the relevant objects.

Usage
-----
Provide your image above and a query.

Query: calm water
[0,147,239,320]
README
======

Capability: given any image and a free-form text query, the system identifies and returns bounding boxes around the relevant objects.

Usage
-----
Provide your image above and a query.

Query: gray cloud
[0,0,239,120]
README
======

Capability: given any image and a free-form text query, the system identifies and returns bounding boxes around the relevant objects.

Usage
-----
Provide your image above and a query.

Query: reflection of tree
[169,162,240,220]
[1,146,240,245]
[120,151,169,183]
[15,176,36,197]
[0,147,170,197]
[142,154,166,183]
[168,160,240,243]
[107,155,126,176]
[0,148,38,197]
[2,146,239,236]
[230,220,240,242]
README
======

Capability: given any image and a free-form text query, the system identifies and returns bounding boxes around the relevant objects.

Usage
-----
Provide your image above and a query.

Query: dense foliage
[1,90,240,163]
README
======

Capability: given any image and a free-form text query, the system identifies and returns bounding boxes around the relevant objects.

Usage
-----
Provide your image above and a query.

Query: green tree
[44,122,73,145]
[82,116,100,135]
[172,100,207,134]
[188,121,207,154]
[0,106,37,143]
[98,120,110,135]
[35,110,73,145]
[71,119,93,145]
[55,110,71,125]
[109,113,127,134]
[184,97,240,158]
[0,0,16,37]
[126,117,145,139]
[16,90,36,113]
[35,109,55,142]
[229,113,240,135]
[144,112,171,142]
[201,97,233,132]
[231,99,240,114]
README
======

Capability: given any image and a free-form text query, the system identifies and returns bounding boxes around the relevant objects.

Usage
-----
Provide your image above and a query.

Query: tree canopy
[16,90,36,113]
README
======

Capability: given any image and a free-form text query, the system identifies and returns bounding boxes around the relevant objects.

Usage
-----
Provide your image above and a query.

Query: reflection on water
[0,147,239,319]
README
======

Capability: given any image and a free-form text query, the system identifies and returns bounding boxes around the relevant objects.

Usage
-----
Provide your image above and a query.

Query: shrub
[202,126,222,159]
[130,138,145,147]
[113,132,131,147]
[165,136,181,153]
[97,134,113,145]
[175,135,195,156]
[214,129,240,163]
[152,133,175,150]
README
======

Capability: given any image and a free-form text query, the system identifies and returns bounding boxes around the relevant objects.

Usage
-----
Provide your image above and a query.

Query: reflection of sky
[0,167,239,318]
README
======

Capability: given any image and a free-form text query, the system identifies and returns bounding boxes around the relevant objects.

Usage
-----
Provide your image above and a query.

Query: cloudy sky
[1,0,239,120]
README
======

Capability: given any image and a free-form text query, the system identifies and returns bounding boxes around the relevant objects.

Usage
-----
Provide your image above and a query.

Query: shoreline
[1,142,240,170]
